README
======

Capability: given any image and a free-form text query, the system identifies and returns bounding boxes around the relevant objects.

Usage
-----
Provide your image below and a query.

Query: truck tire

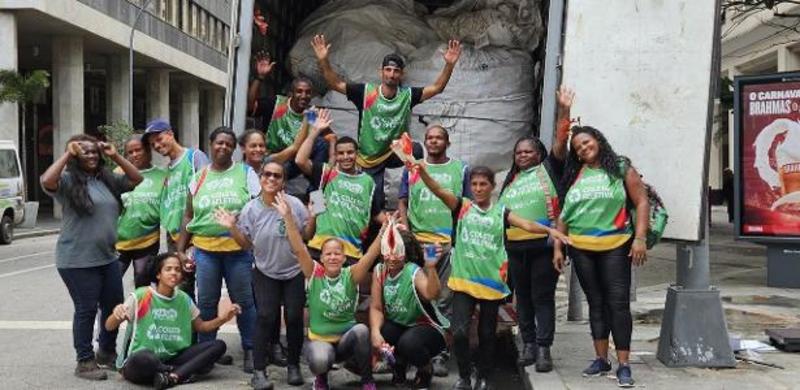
[0,215,12,245]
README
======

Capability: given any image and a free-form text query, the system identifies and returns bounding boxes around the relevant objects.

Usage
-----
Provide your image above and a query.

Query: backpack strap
[534,166,558,223]
[192,167,210,195]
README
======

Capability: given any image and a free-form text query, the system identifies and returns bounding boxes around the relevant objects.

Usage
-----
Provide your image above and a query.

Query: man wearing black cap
[311,35,462,209]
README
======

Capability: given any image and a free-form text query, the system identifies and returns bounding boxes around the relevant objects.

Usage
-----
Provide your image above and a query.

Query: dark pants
[58,261,124,361]
[362,141,423,210]
[118,242,160,288]
[570,241,633,350]
[122,340,226,384]
[252,270,305,369]
[380,320,446,368]
[451,291,501,378]
[507,245,559,346]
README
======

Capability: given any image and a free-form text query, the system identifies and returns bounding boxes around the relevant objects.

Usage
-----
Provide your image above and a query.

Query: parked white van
[0,141,25,244]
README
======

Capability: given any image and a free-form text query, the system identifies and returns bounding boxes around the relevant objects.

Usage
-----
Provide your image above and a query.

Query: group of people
[44,33,650,390]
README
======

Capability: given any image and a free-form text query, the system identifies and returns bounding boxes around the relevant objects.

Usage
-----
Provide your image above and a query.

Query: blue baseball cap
[143,119,172,143]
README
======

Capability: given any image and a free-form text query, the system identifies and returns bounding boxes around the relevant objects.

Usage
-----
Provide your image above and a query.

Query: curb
[14,228,60,240]
[513,331,568,390]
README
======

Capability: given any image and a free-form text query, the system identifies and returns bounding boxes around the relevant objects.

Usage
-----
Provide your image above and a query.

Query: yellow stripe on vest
[116,231,159,251]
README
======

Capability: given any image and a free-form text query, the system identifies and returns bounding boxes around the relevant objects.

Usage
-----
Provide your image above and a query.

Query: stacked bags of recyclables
[288,0,544,202]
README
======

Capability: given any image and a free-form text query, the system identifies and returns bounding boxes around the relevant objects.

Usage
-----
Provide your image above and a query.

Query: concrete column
[0,12,19,146]
[180,79,200,149]
[778,46,800,72]
[146,69,170,121]
[106,54,130,124]
[206,87,224,142]
[52,36,84,218]
[181,0,190,33]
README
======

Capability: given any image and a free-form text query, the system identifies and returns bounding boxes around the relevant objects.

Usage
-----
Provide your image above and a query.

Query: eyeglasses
[260,171,283,180]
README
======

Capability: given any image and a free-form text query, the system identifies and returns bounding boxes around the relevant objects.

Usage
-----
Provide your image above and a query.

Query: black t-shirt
[252,96,278,130]
[310,162,382,218]
[345,83,424,137]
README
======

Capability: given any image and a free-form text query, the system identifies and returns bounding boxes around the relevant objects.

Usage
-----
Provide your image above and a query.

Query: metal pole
[231,0,254,137]
[538,0,566,146]
[129,0,155,126]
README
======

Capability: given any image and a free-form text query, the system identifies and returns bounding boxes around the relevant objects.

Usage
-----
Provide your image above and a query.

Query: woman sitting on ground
[105,253,241,389]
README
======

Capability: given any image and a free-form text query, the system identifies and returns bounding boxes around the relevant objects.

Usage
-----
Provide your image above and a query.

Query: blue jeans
[194,248,256,350]
[58,261,124,361]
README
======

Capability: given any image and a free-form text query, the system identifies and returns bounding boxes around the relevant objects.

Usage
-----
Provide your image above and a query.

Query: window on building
[0,150,20,179]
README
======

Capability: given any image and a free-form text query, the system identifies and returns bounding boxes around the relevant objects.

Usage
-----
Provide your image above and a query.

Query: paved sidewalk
[518,206,800,389]
[13,215,60,240]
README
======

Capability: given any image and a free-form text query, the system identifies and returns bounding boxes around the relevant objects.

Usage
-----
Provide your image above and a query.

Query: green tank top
[357,83,412,167]
[307,262,359,342]
[187,163,251,252]
[162,149,197,238]
[408,159,466,243]
[376,263,450,331]
[308,164,376,258]
[117,167,167,250]
[560,162,631,251]
[266,95,303,152]
[127,287,193,361]
[448,199,511,300]
[499,165,558,241]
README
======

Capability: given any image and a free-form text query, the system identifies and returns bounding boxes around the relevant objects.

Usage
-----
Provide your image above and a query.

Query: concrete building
[714,4,800,197]
[0,0,229,214]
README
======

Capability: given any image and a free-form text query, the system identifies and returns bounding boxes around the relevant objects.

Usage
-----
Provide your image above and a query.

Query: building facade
[0,0,230,214]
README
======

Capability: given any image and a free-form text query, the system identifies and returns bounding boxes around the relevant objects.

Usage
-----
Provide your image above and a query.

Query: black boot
[251,370,274,390]
[535,346,553,373]
[287,364,304,386]
[243,350,254,373]
[517,342,536,367]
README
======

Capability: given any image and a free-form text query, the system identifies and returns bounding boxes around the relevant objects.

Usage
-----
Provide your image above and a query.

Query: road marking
[0,251,54,264]
[0,264,54,279]
[0,320,240,333]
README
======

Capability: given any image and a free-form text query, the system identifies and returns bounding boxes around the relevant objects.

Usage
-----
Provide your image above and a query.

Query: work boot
[243,350,254,373]
[94,349,118,369]
[251,370,274,390]
[287,364,304,386]
[269,343,288,367]
[74,359,108,381]
[517,342,536,367]
[535,346,553,372]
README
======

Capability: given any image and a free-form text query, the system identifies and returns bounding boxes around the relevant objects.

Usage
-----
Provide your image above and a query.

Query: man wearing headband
[311,35,463,209]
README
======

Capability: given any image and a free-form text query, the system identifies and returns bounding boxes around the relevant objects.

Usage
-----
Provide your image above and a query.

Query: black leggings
[252,270,305,369]
[570,242,633,350]
[380,320,446,368]
[118,242,159,288]
[121,340,226,385]
[451,291,501,378]
[508,245,559,346]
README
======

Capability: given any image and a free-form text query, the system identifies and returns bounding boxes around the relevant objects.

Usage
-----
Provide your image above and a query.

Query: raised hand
[253,9,268,36]
[272,192,291,218]
[314,108,333,131]
[557,85,575,119]
[213,208,237,229]
[254,51,275,78]
[67,141,84,157]
[98,141,117,157]
[443,39,462,65]
[311,34,331,61]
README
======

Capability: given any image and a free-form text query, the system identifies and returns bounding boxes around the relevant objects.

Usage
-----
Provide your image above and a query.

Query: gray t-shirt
[43,171,132,268]
[237,194,308,280]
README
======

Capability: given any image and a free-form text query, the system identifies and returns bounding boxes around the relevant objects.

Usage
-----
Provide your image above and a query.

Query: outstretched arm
[413,162,459,211]
[193,304,242,333]
[295,108,332,176]
[350,221,387,284]
[552,86,575,162]
[421,40,461,102]
[311,35,346,94]
[247,52,276,113]
[507,211,570,245]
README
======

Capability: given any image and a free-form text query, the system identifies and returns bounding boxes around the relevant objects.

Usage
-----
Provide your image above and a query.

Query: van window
[0,150,20,178]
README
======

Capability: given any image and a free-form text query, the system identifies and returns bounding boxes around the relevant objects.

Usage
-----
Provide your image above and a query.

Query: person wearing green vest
[552,126,649,388]
[106,253,241,389]
[271,192,384,390]
[397,124,470,376]
[497,86,573,371]
[176,127,261,373]
[369,225,450,389]
[413,163,569,390]
[295,109,384,261]
[116,135,167,288]
[311,34,462,209]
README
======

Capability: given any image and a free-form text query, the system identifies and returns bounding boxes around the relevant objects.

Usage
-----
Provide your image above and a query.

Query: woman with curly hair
[552,126,649,388]
[41,134,142,380]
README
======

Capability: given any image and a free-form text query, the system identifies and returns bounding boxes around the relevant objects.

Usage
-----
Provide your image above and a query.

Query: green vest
[116,167,167,250]
[266,95,304,152]
[357,83,412,167]
[162,149,198,238]
[560,162,632,251]
[307,263,359,342]
[308,164,376,258]
[448,199,510,300]
[499,165,557,241]
[187,163,252,252]
[127,287,193,361]
[408,159,465,244]
[376,263,449,331]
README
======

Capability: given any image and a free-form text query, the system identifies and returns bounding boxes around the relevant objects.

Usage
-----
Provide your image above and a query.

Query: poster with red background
[739,79,800,238]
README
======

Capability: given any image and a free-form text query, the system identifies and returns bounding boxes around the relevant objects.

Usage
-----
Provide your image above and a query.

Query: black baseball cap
[382,53,405,69]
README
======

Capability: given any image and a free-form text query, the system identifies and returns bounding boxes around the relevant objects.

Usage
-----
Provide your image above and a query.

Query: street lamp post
[129,0,155,126]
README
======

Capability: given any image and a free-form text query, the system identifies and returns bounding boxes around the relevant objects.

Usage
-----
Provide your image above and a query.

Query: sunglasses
[260,171,283,180]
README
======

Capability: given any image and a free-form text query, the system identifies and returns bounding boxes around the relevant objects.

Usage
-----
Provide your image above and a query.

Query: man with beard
[311,35,462,209]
